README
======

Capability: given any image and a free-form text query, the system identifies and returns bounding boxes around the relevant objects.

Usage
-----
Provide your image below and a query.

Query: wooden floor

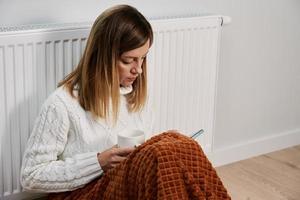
[216,145,300,200]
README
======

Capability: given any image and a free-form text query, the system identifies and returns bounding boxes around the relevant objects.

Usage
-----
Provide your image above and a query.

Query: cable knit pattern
[20,86,153,193]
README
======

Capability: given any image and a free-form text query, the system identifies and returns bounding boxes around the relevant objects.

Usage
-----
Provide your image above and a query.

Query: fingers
[97,146,135,172]
[115,147,135,156]
[111,155,127,163]
[103,154,128,171]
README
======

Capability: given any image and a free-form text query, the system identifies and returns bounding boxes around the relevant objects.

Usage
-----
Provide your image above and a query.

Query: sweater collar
[119,85,133,95]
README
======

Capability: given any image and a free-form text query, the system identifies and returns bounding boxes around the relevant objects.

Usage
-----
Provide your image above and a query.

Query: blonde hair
[58,5,153,123]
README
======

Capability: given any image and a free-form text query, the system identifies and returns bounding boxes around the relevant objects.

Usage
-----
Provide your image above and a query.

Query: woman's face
[118,40,150,87]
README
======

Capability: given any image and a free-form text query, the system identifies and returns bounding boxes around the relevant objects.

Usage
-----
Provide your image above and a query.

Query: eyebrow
[122,52,149,59]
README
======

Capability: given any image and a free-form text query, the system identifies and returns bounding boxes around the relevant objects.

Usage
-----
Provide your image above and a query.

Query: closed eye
[120,55,146,64]
[121,59,133,64]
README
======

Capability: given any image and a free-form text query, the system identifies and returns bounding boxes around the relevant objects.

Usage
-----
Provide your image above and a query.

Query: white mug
[117,129,145,148]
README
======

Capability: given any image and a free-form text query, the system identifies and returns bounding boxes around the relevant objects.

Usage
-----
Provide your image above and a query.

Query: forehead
[121,40,150,58]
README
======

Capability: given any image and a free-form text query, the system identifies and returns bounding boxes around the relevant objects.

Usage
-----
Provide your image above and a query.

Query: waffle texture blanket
[48,132,231,200]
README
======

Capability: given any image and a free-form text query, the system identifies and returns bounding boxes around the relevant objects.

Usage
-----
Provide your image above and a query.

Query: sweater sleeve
[20,98,103,193]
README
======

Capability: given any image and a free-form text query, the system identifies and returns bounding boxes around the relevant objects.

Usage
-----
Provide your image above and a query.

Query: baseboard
[208,128,300,167]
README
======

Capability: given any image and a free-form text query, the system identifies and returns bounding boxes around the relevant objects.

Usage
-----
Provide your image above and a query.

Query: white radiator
[0,16,226,199]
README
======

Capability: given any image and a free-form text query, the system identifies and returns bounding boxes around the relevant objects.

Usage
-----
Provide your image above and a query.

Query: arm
[20,99,103,193]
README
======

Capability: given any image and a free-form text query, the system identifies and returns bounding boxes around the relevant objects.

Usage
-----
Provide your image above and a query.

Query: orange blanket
[49,132,231,200]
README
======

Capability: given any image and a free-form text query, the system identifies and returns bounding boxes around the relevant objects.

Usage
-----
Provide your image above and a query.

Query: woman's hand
[97,145,134,172]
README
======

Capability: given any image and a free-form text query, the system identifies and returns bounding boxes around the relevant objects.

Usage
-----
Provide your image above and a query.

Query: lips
[127,77,136,82]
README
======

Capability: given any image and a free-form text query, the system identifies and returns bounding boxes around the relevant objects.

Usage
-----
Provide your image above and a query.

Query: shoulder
[43,86,77,108]
[37,86,78,118]
[29,87,72,137]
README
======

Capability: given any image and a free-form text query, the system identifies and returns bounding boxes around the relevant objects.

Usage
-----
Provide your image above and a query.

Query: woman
[21,4,153,192]
[21,5,230,199]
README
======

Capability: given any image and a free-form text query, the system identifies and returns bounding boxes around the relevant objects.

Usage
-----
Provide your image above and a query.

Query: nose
[132,59,143,74]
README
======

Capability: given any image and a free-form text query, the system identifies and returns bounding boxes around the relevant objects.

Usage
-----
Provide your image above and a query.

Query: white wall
[1,0,300,165]
[0,0,208,26]
[204,0,300,165]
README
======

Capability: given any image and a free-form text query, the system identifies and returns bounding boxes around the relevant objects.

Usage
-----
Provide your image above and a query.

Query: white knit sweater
[20,86,153,193]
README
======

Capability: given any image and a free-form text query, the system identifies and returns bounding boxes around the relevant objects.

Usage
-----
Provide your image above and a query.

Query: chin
[121,83,132,87]
[121,80,135,87]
